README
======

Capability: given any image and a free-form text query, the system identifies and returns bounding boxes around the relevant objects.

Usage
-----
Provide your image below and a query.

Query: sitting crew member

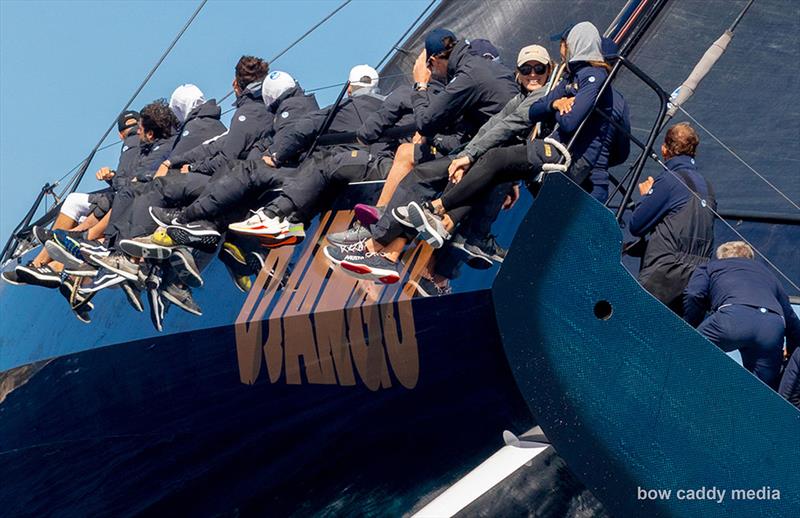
[629,122,716,314]
[684,241,800,387]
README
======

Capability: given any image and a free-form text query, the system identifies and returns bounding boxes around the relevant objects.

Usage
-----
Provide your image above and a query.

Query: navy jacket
[168,100,227,158]
[115,134,175,187]
[246,85,319,160]
[528,62,615,177]
[170,82,270,175]
[269,89,386,165]
[356,85,417,145]
[684,257,800,355]
[779,348,800,408]
[608,90,631,167]
[629,155,712,237]
[411,40,518,145]
[109,132,141,191]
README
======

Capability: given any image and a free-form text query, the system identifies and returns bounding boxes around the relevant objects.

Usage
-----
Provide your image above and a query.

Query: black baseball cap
[117,110,140,132]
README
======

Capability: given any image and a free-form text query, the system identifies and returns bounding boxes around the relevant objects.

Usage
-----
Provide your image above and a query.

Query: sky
[0,0,434,245]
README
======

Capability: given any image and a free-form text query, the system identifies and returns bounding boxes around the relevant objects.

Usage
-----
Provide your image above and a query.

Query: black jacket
[269,89,387,165]
[411,40,518,145]
[246,85,319,159]
[110,132,141,191]
[169,82,270,174]
[168,100,227,158]
[114,134,175,188]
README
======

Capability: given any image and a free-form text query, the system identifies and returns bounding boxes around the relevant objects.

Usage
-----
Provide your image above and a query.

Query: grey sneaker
[391,206,414,228]
[406,201,450,249]
[119,236,173,260]
[169,246,203,288]
[324,245,401,284]
[162,277,202,316]
[91,252,140,281]
[326,224,372,247]
[450,234,493,270]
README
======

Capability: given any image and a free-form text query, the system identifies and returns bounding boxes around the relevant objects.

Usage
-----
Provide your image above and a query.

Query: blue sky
[0,0,434,243]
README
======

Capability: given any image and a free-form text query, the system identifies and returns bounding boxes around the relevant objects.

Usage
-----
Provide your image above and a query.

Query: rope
[677,105,800,212]
[218,0,353,104]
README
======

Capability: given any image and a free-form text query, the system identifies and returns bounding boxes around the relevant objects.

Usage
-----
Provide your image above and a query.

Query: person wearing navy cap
[684,241,800,387]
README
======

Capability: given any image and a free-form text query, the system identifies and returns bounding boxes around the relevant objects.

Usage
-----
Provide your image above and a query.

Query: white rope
[677,105,800,212]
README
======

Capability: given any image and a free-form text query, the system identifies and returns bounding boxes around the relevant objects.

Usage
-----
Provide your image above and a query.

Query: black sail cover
[383,0,799,295]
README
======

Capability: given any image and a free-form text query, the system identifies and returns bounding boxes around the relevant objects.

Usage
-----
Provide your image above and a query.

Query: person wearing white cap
[166,84,226,159]
[347,64,379,94]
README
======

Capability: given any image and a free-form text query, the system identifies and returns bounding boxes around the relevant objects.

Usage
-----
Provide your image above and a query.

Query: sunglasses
[517,63,547,76]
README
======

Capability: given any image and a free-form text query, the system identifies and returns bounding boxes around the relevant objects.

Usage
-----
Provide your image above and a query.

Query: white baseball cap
[261,70,297,107]
[348,64,379,89]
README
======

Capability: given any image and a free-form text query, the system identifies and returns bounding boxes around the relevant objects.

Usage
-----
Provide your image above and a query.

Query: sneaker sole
[354,204,381,226]
[162,290,203,316]
[45,240,85,269]
[122,283,144,312]
[247,251,265,274]
[79,275,126,294]
[166,227,219,253]
[221,243,247,265]
[167,221,221,238]
[260,234,304,248]
[170,252,203,288]
[119,239,173,260]
[407,202,444,249]
[63,266,99,277]
[93,259,139,282]
[450,242,493,270]
[391,208,415,228]
[339,260,400,284]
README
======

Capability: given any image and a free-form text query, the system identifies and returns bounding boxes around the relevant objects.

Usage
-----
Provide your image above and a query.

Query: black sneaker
[162,277,202,316]
[121,281,144,312]
[119,236,174,260]
[149,206,185,228]
[32,225,54,244]
[146,265,166,332]
[247,250,265,275]
[169,246,203,288]
[408,276,452,297]
[73,305,92,324]
[324,245,400,284]
[165,220,221,253]
[15,263,62,289]
[450,234,493,270]
[406,201,450,248]
[1,269,24,285]
[79,268,126,294]
[479,234,506,263]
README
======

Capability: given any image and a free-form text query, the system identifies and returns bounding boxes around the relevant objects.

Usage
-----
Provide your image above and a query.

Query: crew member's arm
[553,68,609,133]
[629,174,673,237]
[268,107,331,165]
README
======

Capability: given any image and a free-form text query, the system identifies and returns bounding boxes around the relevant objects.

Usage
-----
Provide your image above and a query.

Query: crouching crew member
[684,241,800,387]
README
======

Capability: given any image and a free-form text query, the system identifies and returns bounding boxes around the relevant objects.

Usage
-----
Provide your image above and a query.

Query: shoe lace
[341,239,367,253]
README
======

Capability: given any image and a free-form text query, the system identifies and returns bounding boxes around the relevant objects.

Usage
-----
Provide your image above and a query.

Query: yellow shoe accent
[223,241,247,265]
[235,275,252,292]
[152,227,175,247]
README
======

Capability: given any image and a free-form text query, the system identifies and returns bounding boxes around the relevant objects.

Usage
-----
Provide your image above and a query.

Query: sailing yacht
[1,0,798,516]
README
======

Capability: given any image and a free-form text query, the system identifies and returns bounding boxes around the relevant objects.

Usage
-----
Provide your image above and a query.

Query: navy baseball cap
[117,110,140,132]
[425,28,457,57]
[549,23,575,41]
[468,38,500,61]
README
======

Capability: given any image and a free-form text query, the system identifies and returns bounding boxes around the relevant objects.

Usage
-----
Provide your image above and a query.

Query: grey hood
[566,22,604,63]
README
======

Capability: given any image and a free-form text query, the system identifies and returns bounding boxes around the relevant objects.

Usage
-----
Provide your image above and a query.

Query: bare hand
[154,162,169,178]
[262,155,276,168]
[448,156,472,181]
[95,167,115,181]
[180,164,190,174]
[502,184,520,210]
[413,50,432,83]
[411,132,425,145]
[552,97,575,115]
[638,176,655,196]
